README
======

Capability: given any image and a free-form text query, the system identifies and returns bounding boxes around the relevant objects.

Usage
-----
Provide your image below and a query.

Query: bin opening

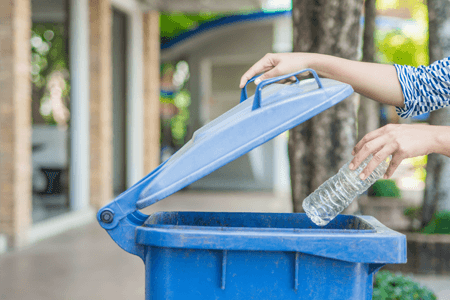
[143,211,375,232]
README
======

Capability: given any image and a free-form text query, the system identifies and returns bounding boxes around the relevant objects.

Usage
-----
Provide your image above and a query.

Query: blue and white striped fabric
[394,57,450,118]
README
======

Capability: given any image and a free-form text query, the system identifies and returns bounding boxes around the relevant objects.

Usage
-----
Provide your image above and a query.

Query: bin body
[135,211,406,300]
[145,248,372,300]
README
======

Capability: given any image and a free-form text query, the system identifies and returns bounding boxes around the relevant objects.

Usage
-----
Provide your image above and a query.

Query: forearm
[306,53,405,108]
[430,125,450,157]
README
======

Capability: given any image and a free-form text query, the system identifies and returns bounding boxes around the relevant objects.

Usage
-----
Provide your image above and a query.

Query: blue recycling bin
[98,69,406,300]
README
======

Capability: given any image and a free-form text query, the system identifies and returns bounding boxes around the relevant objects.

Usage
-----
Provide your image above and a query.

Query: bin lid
[136,69,353,209]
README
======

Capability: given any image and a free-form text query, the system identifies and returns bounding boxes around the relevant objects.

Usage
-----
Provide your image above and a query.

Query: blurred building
[161,11,293,193]
[0,0,418,253]
[0,0,263,252]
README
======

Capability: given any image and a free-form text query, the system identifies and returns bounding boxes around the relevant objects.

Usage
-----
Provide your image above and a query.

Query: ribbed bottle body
[303,155,389,226]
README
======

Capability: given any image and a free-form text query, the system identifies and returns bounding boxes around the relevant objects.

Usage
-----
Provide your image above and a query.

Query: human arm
[239,52,405,107]
[350,123,450,179]
[348,57,450,177]
[240,53,450,179]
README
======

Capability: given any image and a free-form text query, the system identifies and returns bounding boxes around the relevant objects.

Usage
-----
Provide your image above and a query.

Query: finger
[358,145,394,180]
[349,135,387,170]
[239,54,277,88]
[254,67,281,85]
[383,154,403,179]
[352,127,385,156]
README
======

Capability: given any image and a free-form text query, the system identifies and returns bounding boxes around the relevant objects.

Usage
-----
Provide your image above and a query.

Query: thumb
[254,68,280,85]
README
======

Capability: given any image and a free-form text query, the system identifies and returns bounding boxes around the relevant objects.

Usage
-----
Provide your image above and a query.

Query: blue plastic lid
[136,69,353,209]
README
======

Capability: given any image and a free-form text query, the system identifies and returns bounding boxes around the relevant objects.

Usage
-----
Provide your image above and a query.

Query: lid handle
[252,69,323,110]
[240,74,301,103]
[240,74,262,103]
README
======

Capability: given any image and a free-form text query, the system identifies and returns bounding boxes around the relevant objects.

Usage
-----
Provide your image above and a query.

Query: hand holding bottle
[349,123,450,180]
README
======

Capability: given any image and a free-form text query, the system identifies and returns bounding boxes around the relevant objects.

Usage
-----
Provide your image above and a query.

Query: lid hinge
[97,161,168,259]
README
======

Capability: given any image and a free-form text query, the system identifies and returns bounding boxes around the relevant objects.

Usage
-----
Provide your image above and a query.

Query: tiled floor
[1,191,292,300]
[32,193,70,224]
[0,221,145,300]
[408,275,450,300]
[1,191,449,299]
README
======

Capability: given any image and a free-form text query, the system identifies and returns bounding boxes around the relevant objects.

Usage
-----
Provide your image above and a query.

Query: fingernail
[255,79,261,85]
[383,174,388,179]
[351,151,355,156]
[349,163,354,170]
[360,173,366,180]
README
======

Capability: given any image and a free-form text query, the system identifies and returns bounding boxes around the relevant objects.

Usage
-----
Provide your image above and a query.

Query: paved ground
[409,275,450,300]
[1,191,449,299]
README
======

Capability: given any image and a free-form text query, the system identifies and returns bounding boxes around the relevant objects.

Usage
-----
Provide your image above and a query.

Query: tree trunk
[290,0,364,212]
[358,0,379,142]
[422,0,450,227]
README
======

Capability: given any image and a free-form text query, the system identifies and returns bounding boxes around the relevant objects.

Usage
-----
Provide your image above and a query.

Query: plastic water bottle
[302,154,390,226]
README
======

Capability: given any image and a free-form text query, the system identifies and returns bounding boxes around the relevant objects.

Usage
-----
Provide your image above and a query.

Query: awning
[140,0,264,12]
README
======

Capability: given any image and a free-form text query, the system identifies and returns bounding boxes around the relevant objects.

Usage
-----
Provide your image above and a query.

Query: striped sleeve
[394,57,450,118]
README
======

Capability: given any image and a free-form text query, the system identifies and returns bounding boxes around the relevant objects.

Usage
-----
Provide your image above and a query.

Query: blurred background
[1,0,449,299]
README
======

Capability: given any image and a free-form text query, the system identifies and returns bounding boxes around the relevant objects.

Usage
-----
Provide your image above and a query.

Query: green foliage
[421,211,450,234]
[404,206,422,221]
[376,29,428,67]
[160,13,228,43]
[31,23,68,85]
[171,90,191,145]
[369,179,402,198]
[375,0,428,67]
[31,23,70,125]
[373,271,436,300]
[160,61,191,147]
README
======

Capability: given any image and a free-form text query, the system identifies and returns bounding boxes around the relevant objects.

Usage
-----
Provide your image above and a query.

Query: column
[0,0,32,248]
[126,11,144,187]
[89,0,113,208]
[143,11,160,174]
[70,0,90,211]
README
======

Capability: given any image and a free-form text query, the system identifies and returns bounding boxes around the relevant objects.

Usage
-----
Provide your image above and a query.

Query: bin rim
[135,212,407,264]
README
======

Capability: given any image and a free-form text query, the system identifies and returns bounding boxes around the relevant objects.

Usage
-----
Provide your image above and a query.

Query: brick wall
[89,0,113,209]
[143,11,161,174]
[0,0,32,248]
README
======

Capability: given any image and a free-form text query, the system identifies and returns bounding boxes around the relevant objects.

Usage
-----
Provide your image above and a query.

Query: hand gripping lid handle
[252,68,323,110]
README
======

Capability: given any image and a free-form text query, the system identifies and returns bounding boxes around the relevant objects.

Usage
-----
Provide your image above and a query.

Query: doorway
[31,0,71,223]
